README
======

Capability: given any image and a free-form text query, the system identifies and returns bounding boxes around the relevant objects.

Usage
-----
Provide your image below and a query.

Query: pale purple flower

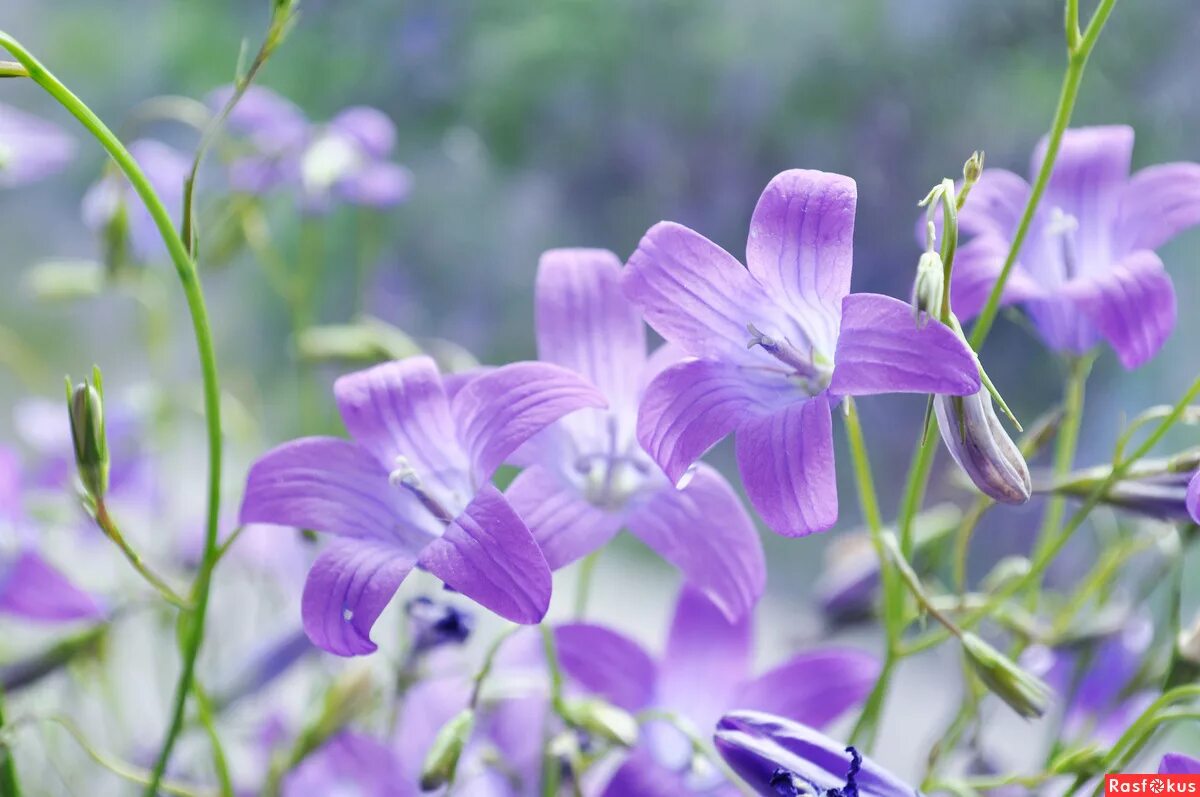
[81,139,190,263]
[210,85,309,194]
[1160,754,1200,775]
[715,711,919,796]
[282,731,410,797]
[239,355,606,656]
[506,248,765,620]
[557,587,879,795]
[0,101,74,187]
[950,125,1200,368]
[624,170,981,536]
[0,549,104,623]
[301,106,413,211]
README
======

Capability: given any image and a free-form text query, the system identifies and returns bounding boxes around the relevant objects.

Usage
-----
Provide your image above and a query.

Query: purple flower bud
[935,386,1031,504]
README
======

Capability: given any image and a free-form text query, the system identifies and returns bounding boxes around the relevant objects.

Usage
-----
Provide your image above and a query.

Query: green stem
[193,684,233,797]
[0,32,226,797]
[898,439,938,559]
[470,626,519,710]
[0,60,25,78]
[968,0,1120,350]
[0,689,20,797]
[539,625,566,797]
[574,551,601,619]
[94,501,190,610]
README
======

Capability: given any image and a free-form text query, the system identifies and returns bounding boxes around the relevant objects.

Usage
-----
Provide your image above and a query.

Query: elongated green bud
[420,708,474,791]
[961,632,1050,719]
[559,697,639,748]
[911,250,945,327]
[66,367,108,501]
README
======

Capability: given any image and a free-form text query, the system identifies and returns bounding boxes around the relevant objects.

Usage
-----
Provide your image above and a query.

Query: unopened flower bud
[313,665,376,743]
[559,698,639,748]
[961,632,1050,719]
[420,709,475,790]
[963,151,985,186]
[936,386,1031,504]
[66,368,109,501]
[1179,612,1200,665]
[910,250,944,327]
[1049,744,1106,776]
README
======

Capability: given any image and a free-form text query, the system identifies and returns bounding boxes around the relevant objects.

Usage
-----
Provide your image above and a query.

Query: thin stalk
[574,551,601,619]
[0,33,226,796]
[193,684,234,797]
[469,626,519,710]
[94,501,190,610]
[0,689,20,797]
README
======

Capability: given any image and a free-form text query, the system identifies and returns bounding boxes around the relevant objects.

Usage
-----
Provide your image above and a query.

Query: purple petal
[957,168,1031,238]
[393,675,472,776]
[334,357,473,511]
[1115,162,1200,252]
[657,587,751,732]
[334,162,413,208]
[301,541,414,656]
[239,436,439,546]
[735,648,879,728]
[0,447,21,526]
[505,465,622,569]
[330,106,397,159]
[1062,250,1176,369]
[1160,754,1200,775]
[715,711,916,797]
[536,248,647,413]
[734,397,837,537]
[948,234,1044,320]
[418,485,551,624]
[830,293,980,398]
[282,731,410,797]
[0,102,75,187]
[745,169,855,352]
[451,361,607,483]
[626,464,765,621]
[1188,471,1200,524]
[555,624,657,711]
[638,358,792,485]
[600,748,692,797]
[213,85,309,153]
[0,550,104,623]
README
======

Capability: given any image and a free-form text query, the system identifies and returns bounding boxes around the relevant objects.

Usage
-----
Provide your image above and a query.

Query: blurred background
[2,0,1199,791]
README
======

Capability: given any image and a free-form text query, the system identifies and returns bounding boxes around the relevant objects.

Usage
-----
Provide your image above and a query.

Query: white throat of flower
[302,132,362,193]
[389,455,454,525]
[1046,206,1080,280]
[575,414,651,510]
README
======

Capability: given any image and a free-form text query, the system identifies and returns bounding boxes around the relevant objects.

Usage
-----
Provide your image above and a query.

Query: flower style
[0,101,74,187]
[239,355,606,656]
[623,169,981,536]
[506,248,765,620]
[556,587,879,795]
[949,125,1200,368]
[714,711,919,796]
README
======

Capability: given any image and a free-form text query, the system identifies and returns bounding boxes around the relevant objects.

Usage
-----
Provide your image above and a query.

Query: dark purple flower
[301,106,412,211]
[624,170,981,536]
[714,711,919,796]
[506,248,765,620]
[0,101,74,187]
[81,139,190,263]
[949,126,1200,369]
[282,731,411,797]
[239,355,606,656]
[557,587,879,795]
[1160,754,1200,775]
[0,549,104,623]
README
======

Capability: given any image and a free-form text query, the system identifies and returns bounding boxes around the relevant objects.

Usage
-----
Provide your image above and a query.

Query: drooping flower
[934,386,1031,504]
[714,711,919,796]
[239,355,606,656]
[948,125,1200,369]
[556,587,879,795]
[623,170,981,536]
[0,101,74,187]
[1160,754,1200,775]
[506,248,765,619]
[300,106,413,211]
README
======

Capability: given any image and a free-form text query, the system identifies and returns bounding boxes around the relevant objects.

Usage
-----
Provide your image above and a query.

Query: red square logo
[1106,774,1200,794]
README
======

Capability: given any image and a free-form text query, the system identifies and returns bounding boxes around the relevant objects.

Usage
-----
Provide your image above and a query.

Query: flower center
[574,415,651,510]
[746,323,833,395]
[389,456,455,525]
[768,746,862,797]
[1046,207,1080,280]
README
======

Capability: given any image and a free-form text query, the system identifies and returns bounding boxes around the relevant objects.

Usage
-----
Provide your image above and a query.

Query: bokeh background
[2,0,1199,791]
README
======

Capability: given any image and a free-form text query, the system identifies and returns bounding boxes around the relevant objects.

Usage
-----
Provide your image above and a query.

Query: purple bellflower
[239,355,606,656]
[714,711,919,797]
[1161,754,1200,775]
[556,587,879,795]
[623,169,981,536]
[949,126,1200,369]
[0,101,74,187]
[506,248,765,620]
[301,106,413,211]
[210,85,309,195]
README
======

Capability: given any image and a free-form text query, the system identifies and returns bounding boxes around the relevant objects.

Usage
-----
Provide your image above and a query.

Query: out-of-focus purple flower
[209,85,309,194]
[505,249,765,620]
[1187,471,1200,524]
[624,170,981,536]
[216,629,314,709]
[1160,754,1200,775]
[282,731,411,797]
[557,587,879,795]
[240,355,606,656]
[301,106,412,211]
[0,549,104,623]
[406,595,473,655]
[0,102,74,187]
[714,711,919,796]
[949,126,1200,369]
[815,532,879,623]
[81,139,190,263]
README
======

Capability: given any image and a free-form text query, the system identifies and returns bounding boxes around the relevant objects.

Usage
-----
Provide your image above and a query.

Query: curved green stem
[94,501,190,610]
[0,32,225,796]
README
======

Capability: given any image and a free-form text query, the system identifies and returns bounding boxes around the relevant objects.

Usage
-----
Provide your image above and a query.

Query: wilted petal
[948,234,1044,320]
[505,465,622,569]
[734,397,837,537]
[829,293,980,398]
[418,485,551,624]
[745,169,854,353]
[301,540,414,656]
[1063,250,1176,369]
[1160,754,1200,775]
[735,648,879,728]
[556,624,657,712]
[452,361,607,484]
[239,436,438,546]
[638,358,792,485]
[715,712,917,797]
[0,550,104,623]
[1115,162,1200,252]
[627,464,765,621]
[957,168,1031,238]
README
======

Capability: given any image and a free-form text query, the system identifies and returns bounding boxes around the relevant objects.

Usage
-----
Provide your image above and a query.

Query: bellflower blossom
[301,106,413,211]
[506,248,765,619]
[239,355,606,656]
[949,126,1200,368]
[210,85,309,194]
[0,101,74,187]
[624,170,981,536]
[557,587,879,795]
[714,711,919,796]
